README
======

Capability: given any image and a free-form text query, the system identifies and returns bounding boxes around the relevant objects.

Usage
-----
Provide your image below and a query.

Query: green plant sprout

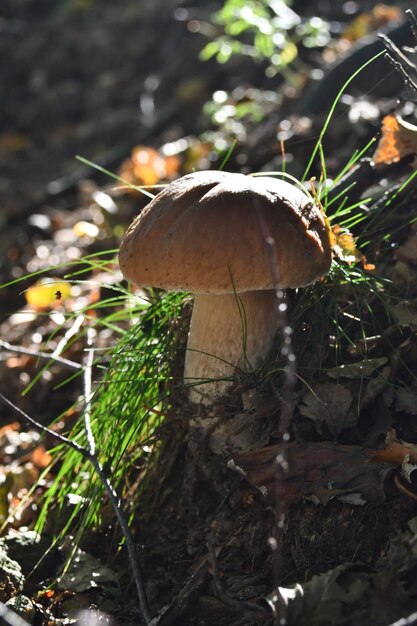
[200,0,330,78]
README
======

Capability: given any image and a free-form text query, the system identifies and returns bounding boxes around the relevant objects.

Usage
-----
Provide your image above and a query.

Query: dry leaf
[360,366,391,409]
[373,115,417,166]
[370,440,417,465]
[236,441,391,505]
[395,233,417,265]
[331,225,363,264]
[324,5,403,63]
[342,5,402,42]
[299,383,355,436]
[0,422,21,440]
[30,446,53,469]
[327,357,388,379]
[395,388,417,415]
[119,145,180,187]
[391,302,417,326]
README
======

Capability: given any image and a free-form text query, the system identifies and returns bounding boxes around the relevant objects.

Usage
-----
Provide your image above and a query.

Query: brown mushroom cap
[119,170,332,293]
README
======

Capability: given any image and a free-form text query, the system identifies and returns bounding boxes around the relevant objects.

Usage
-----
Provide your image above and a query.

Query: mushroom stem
[184,290,279,404]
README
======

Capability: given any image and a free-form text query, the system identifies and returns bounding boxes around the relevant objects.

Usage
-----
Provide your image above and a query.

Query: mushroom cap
[119,170,332,293]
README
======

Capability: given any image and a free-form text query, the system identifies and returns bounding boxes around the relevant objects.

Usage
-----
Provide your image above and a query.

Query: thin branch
[83,327,96,455]
[0,339,82,370]
[405,9,417,42]
[379,11,417,95]
[51,314,85,363]
[88,456,152,623]
[384,52,417,94]
[379,33,417,71]
[81,326,151,624]
[0,392,88,457]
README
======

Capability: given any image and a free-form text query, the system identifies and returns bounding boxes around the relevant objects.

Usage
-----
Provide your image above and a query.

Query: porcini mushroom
[119,170,332,405]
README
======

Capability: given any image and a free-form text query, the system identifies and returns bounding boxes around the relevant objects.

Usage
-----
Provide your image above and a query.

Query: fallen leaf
[119,145,180,188]
[25,278,71,310]
[327,357,388,380]
[269,556,414,626]
[390,302,417,326]
[299,383,355,436]
[236,441,392,505]
[342,5,403,43]
[395,233,417,265]
[30,446,53,469]
[0,422,21,439]
[360,366,391,409]
[373,115,417,166]
[331,225,363,264]
[395,388,417,415]
[6,355,33,369]
[0,133,28,153]
[370,440,417,465]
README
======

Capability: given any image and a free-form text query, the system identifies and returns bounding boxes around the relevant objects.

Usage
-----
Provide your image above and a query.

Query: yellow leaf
[331,225,363,264]
[25,278,71,310]
[73,221,99,238]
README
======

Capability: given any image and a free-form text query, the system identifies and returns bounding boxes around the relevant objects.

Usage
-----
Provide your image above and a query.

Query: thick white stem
[184,290,279,405]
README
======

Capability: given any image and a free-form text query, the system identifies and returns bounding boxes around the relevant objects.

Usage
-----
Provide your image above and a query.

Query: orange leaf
[0,422,20,438]
[119,145,181,188]
[370,440,417,465]
[31,446,53,469]
[331,225,363,263]
[342,5,402,42]
[373,114,417,165]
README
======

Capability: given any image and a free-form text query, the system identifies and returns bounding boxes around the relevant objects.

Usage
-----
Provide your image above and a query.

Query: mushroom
[119,170,332,405]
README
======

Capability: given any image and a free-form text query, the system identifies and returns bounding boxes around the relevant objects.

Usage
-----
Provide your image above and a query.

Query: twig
[51,314,85,363]
[379,10,417,95]
[81,327,151,623]
[86,453,152,623]
[0,339,82,370]
[380,34,417,94]
[0,392,88,456]
[83,327,96,455]
[405,9,417,42]
[393,473,417,503]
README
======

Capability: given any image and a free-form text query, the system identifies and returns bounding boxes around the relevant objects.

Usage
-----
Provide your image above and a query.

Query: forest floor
[1,1,417,625]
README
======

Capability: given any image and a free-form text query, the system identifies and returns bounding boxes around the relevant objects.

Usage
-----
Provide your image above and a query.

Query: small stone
[5,595,36,625]
[0,546,24,602]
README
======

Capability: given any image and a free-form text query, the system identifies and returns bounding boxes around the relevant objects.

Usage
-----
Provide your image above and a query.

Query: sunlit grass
[35,286,186,536]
